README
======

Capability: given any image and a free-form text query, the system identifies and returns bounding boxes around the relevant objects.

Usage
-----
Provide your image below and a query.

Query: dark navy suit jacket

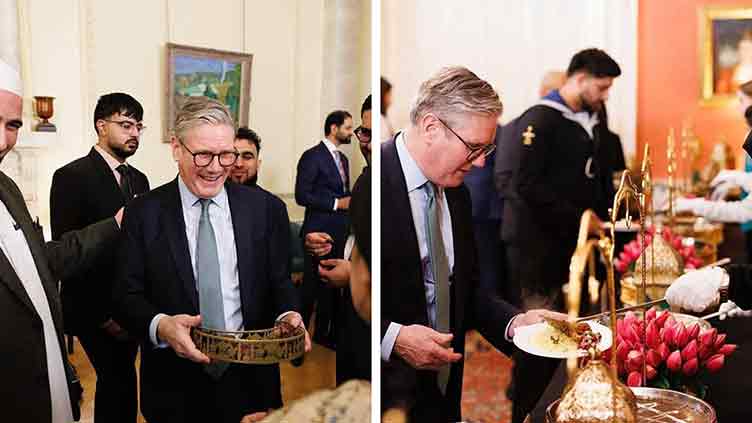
[294,141,350,253]
[113,179,298,420]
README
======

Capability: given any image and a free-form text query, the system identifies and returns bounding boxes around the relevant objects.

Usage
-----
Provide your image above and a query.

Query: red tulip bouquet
[614,226,702,274]
[612,307,736,398]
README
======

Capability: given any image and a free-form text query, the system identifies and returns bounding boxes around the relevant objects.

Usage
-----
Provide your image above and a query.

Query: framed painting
[699,7,752,106]
[165,43,253,141]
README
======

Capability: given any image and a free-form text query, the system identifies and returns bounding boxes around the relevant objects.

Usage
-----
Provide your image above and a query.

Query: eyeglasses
[105,119,146,134]
[434,116,495,162]
[179,139,239,167]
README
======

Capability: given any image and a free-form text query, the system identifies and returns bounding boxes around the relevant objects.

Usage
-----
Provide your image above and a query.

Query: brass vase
[34,96,57,132]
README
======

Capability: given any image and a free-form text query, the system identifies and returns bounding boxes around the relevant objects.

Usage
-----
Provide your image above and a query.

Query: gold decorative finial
[522,125,535,146]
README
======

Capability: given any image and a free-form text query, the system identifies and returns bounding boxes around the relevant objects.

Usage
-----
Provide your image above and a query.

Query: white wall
[14,0,370,230]
[381,0,638,157]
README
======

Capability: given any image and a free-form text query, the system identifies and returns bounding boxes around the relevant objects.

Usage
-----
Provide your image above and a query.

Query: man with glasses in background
[50,92,150,423]
[112,96,310,423]
[381,66,565,422]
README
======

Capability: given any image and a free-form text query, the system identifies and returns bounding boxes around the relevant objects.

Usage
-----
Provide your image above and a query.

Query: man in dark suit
[113,96,310,423]
[294,110,352,348]
[0,66,122,423]
[50,92,149,423]
[380,66,565,422]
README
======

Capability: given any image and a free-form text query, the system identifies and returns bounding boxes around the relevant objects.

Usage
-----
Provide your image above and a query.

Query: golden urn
[555,359,637,423]
[630,230,683,301]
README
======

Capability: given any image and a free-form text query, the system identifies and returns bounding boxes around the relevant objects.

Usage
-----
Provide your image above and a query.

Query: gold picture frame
[165,43,253,141]
[699,6,752,107]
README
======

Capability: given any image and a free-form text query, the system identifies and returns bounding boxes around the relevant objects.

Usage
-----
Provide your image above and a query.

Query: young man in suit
[380,66,566,422]
[294,110,353,348]
[0,59,123,423]
[50,92,149,423]
[113,96,310,423]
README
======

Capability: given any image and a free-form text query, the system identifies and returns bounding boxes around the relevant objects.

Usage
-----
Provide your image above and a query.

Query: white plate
[513,321,612,359]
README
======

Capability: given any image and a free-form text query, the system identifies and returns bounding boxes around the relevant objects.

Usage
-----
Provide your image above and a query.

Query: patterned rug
[461,330,514,423]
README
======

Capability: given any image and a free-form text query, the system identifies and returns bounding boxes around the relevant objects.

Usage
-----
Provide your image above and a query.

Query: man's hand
[240,412,268,423]
[393,324,462,370]
[337,196,351,211]
[304,232,333,257]
[508,309,568,338]
[318,258,350,287]
[114,207,124,228]
[279,312,312,353]
[156,314,209,363]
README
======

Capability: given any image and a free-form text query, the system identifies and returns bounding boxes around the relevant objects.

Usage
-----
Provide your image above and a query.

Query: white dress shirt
[0,203,73,423]
[150,176,293,346]
[94,144,127,185]
[322,138,345,211]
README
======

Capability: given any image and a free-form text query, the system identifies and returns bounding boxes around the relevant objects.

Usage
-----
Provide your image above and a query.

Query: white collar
[322,138,339,153]
[177,175,228,211]
[537,99,600,139]
[94,144,127,171]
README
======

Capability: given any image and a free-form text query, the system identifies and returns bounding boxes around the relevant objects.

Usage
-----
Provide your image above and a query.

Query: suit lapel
[318,142,344,192]
[226,183,253,323]
[162,179,199,310]
[383,137,429,321]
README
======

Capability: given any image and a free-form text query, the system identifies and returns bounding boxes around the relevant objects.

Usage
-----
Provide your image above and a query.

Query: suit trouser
[77,327,139,423]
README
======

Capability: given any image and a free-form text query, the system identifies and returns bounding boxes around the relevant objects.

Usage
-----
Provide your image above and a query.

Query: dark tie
[424,181,451,394]
[196,199,228,379]
[115,164,133,204]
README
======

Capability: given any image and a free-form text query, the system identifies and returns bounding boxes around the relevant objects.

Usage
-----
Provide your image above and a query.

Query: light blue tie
[196,199,228,378]
[424,182,451,394]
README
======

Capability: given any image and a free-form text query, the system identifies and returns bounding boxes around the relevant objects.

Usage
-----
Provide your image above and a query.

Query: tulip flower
[718,344,738,356]
[687,323,700,340]
[682,357,699,376]
[714,334,727,350]
[624,311,637,327]
[616,342,630,361]
[661,325,675,347]
[681,340,698,361]
[646,322,660,348]
[674,324,689,348]
[654,310,670,328]
[627,350,644,373]
[656,343,670,361]
[667,350,683,372]
[627,371,642,387]
[698,344,713,361]
[646,349,662,368]
[645,307,657,322]
[705,354,725,373]
[616,319,625,338]
[646,364,657,380]
[699,328,717,348]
